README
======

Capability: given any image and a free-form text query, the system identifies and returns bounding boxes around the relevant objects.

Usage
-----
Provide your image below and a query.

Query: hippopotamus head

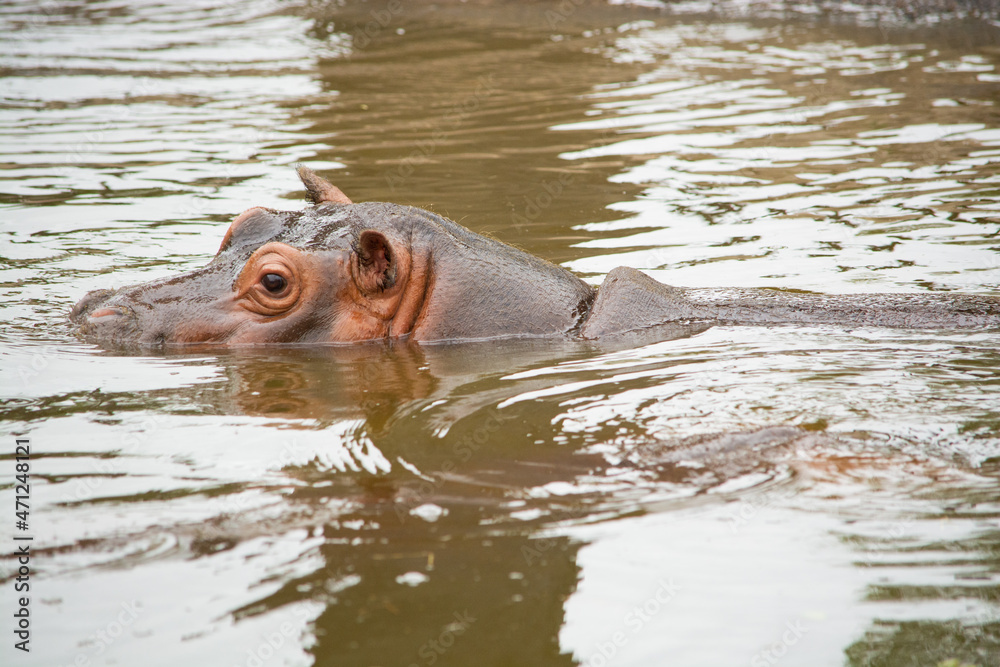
[70,168,595,347]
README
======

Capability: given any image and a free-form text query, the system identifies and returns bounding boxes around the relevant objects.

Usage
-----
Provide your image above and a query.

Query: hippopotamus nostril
[89,305,133,320]
[70,288,119,323]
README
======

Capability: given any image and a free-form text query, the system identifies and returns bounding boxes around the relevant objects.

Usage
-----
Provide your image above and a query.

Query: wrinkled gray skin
[70,168,1000,348]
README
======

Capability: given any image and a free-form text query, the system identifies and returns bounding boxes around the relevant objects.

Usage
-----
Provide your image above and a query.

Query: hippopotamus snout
[70,288,143,345]
[70,268,237,347]
[70,288,119,322]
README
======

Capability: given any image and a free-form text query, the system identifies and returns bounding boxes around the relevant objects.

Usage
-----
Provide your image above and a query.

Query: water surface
[1,1,999,665]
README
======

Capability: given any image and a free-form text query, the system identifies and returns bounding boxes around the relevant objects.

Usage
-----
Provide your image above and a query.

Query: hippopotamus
[70,167,1000,347]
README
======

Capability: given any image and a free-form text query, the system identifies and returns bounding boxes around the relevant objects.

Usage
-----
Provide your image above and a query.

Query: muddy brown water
[2,1,1000,665]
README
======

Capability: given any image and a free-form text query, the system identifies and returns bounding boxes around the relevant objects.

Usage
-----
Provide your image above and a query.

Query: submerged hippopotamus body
[71,167,1000,347]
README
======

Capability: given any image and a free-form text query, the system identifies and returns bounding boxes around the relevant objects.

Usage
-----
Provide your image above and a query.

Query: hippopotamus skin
[70,167,1000,347]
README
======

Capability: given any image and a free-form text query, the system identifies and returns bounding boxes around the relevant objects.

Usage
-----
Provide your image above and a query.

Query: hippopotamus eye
[260,273,287,294]
[236,243,303,317]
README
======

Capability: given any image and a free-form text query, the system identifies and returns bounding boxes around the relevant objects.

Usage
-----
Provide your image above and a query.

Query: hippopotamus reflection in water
[71,167,1000,346]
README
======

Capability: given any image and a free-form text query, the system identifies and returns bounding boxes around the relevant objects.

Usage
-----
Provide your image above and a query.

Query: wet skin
[70,167,1000,347]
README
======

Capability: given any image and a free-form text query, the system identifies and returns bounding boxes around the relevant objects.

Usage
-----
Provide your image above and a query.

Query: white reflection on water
[0,0,345,303]
[560,492,1000,666]
[500,327,1000,466]
[34,530,324,667]
[561,508,862,666]
[559,23,1000,293]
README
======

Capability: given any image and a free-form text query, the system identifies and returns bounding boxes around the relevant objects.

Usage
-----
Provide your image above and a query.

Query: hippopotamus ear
[353,230,396,293]
[296,165,352,205]
[218,207,284,255]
